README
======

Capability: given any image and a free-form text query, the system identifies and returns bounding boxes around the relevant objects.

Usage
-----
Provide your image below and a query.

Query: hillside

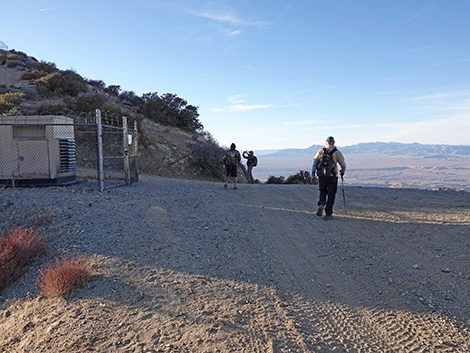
[0,49,228,182]
[1,175,469,352]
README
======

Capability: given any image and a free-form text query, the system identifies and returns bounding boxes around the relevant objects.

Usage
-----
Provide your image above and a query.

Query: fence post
[96,109,104,192]
[133,120,139,181]
[123,116,130,185]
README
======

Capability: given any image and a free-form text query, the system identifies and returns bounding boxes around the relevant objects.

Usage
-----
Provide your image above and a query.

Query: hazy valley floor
[1,175,470,352]
[254,153,470,192]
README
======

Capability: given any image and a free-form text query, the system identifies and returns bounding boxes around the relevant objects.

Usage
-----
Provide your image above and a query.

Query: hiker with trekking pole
[311,136,347,220]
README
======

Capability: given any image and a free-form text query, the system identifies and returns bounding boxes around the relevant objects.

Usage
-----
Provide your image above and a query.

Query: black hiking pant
[318,176,338,216]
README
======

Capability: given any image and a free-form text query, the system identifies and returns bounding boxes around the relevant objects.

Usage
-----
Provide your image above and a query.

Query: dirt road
[1,175,470,352]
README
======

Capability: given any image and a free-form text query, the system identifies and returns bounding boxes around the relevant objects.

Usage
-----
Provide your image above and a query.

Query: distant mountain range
[260,142,470,158]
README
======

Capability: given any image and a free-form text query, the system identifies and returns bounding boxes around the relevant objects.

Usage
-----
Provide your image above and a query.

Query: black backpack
[225,150,239,166]
[317,147,337,177]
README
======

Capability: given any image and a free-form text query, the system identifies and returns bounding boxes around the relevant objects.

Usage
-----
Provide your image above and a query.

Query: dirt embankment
[1,175,469,352]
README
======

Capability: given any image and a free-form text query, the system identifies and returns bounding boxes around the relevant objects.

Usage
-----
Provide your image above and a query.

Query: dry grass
[37,254,92,298]
[27,213,54,228]
[0,227,46,291]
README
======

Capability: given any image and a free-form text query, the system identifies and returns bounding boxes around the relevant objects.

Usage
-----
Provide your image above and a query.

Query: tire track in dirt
[230,183,470,352]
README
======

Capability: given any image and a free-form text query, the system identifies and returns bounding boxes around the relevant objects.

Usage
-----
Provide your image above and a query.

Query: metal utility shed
[0,115,77,186]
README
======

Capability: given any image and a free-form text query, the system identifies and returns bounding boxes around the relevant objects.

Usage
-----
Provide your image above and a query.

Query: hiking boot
[316,205,325,217]
[322,215,334,221]
[233,186,238,190]
[224,184,227,188]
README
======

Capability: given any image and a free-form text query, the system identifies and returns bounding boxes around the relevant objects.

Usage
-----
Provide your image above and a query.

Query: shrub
[27,213,54,228]
[6,60,24,68]
[72,94,104,113]
[10,49,29,58]
[190,141,225,180]
[33,60,57,74]
[21,71,41,80]
[86,78,106,89]
[104,84,121,97]
[21,87,39,100]
[35,72,63,96]
[34,102,67,115]
[101,104,125,116]
[36,71,87,97]
[0,92,26,113]
[0,228,46,291]
[0,92,26,104]
[139,92,203,132]
[285,170,312,184]
[266,175,285,184]
[119,90,142,107]
[37,254,92,298]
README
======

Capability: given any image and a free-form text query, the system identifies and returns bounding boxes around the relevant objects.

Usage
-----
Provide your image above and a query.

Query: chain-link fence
[0,110,138,191]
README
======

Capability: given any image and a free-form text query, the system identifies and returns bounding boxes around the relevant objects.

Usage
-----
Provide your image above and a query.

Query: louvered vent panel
[59,139,76,172]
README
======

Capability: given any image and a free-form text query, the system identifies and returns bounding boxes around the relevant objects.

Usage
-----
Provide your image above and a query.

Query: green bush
[86,79,106,89]
[285,170,312,184]
[32,60,57,74]
[139,92,203,132]
[104,85,121,97]
[6,60,24,68]
[266,175,285,184]
[35,103,67,115]
[189,141,225,180]
[73,94,104,113]
[36,71,87,97]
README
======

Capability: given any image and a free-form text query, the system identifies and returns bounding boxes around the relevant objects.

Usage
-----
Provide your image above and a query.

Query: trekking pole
[341,175,347,215]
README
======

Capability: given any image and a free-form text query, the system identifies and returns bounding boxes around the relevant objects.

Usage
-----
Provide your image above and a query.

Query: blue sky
[2,0,470,150]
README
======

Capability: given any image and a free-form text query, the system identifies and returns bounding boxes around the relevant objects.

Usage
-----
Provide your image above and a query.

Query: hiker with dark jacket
[223,143,241,189]
[311,136,346,220]
[242,150,257,184]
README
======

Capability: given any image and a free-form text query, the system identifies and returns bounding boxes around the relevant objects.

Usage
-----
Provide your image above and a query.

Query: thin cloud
[223,29,243,37]
[338,114,470,145]
[143,1,269,26]
[38,8,54,12]
[191,8,270,27]
[228,95,246,104]
[406,9,427,22]
[405,3,436,23]
[403,92,452,102]
[401,88,470,115]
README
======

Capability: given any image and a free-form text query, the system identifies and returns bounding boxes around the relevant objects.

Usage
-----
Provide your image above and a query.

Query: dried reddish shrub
[0,228,46,291]
[21,71,40,80]
[37,255,92,298]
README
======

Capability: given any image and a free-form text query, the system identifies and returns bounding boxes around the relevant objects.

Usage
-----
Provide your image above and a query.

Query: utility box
[0,116,77,186]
